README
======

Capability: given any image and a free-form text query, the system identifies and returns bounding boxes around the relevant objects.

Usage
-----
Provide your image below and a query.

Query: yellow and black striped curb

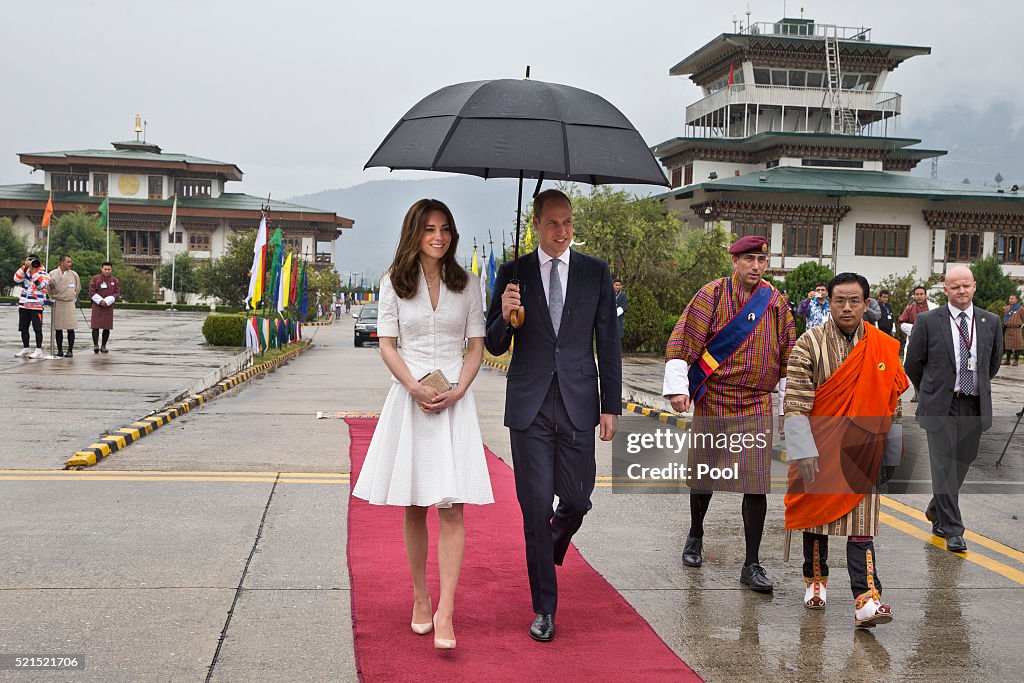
[622,401,689,429]
[303,314,335,327]
[482,358,509,372]
[66,343,309,469]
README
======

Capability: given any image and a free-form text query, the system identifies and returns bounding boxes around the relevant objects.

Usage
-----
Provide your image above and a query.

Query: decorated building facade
[654,17,1024,284]
[0,124,353,296]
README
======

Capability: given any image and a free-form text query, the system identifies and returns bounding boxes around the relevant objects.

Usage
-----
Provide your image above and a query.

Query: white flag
[168,194,178,236]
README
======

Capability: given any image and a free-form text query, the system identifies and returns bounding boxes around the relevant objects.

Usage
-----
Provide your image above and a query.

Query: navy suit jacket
[485,249,622,432]
[904,305,1002,432]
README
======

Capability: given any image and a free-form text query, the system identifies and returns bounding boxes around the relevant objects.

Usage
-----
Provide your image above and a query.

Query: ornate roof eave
[18,153,244,182]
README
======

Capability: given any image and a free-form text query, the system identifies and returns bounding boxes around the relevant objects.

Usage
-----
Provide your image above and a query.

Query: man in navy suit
[486,189,622,643]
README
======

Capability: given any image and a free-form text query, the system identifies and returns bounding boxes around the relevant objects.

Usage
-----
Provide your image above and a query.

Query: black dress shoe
[65,349,73,358]
[529,613,555,642]
[924,507,937,523]
[740,563,774,593]
[682,535,703,567]
[946,535,967,553]
[931,521,946,538]
[55,350,64,357]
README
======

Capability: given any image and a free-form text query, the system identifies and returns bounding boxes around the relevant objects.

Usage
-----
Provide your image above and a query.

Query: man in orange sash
[784,273,909,627]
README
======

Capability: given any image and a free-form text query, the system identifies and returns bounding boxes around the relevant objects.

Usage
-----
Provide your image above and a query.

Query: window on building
[189,233,211,252]
[51,173,89,193]
[789,70,806,87]
[946,232,981,262]
[684,164,693,186]
[174,178,212,198]
[734,223,770,239]
[671,167,682,188]
[93,173,109,197]
[753,68,770,85]
[855,224,909,257]
[806,71,825,88]
[996,234,1024,264]
[785,224,822,256]
[149,176,164,199]
[118,230,162,256]
[801,158,864,169]
[770,69,788,86]
[284,238,303,253]
[170,232,184,244]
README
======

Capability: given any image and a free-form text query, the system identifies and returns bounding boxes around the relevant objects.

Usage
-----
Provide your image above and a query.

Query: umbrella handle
[508,278,524,328]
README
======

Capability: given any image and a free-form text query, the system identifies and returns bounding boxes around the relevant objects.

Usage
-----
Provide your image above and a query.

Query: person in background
[614,278,628,342]
[13,253,50,359]
[873,290,896,337]
[1001,293,1023,366]
[49,254,81,357]
[797,283,830,329]
[89,262,120,354]
[898,285,936,402]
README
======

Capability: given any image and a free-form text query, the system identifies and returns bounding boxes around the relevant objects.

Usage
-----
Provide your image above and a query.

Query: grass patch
[253,339,309,365]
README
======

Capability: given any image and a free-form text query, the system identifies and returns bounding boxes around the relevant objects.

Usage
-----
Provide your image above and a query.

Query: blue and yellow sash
[688,282,773,403]
[1004,303,1020,327]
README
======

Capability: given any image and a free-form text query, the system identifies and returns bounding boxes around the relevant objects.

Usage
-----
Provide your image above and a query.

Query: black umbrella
[365,72,668,326]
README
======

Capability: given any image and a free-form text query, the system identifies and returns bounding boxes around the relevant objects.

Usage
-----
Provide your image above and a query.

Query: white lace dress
[351,271,494,507]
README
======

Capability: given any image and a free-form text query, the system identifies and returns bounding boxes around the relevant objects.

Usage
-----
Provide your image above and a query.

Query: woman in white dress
[352,198,493,650]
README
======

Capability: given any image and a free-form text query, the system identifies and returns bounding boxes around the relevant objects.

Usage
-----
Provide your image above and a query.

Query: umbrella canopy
[365,78,669,187]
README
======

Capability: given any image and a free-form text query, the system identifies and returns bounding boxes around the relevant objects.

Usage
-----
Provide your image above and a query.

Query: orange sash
[784,325,909,530]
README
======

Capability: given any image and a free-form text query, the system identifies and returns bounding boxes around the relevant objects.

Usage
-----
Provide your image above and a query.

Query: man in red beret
[662,235,795,593]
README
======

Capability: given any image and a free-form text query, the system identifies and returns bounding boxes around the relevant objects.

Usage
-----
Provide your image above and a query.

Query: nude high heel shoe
[411,599,433,635]
[433,614,456,650]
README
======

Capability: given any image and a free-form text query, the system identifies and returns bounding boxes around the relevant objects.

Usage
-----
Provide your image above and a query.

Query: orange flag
[41,192,53,228]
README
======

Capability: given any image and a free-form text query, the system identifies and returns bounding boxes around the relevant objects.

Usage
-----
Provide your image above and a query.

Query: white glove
[103,296,115,306]
[777,377,788,416]
[663,358,690,397]
[784,415,820,461]
[900,322,913,336]
[92,294,102,305]
[616,306,624,317]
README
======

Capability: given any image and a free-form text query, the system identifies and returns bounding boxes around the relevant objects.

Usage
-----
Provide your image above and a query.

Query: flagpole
[42,192,56,359]
[105,201,110,261]
[168,194,178,310]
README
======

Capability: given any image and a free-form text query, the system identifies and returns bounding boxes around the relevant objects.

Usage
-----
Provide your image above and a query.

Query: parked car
[354,304,379,347]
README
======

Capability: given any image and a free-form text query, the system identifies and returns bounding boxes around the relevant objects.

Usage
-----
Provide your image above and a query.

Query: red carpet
[346,418,702,682]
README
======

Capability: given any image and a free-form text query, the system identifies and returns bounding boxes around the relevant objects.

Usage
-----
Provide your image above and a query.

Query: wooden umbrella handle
[510,306,525,328]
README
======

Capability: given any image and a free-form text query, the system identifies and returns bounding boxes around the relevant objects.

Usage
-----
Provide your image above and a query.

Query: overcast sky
[1,0,1020,200]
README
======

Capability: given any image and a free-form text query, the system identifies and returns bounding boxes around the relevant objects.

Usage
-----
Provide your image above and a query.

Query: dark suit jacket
[904,305,1003,432]
[615,290,628,337]
[485,249,622,432]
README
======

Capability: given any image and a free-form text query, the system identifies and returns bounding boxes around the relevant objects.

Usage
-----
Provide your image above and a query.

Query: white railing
[739,21,871,41]
[685,85,901,124]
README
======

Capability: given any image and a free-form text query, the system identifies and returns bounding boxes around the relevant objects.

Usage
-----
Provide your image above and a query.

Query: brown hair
[533,188,572,220]
[388,199,468,299]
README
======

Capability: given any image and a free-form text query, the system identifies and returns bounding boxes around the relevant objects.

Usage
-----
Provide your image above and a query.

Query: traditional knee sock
[56,330,64,351]
[21,330,30,347]
[847,537,882,597]
[688,491,713,538]
[742,493,767,566]
[802,532,829,580]
[67,330,75,351]
[101,330,110,347]
[92,329,100,347]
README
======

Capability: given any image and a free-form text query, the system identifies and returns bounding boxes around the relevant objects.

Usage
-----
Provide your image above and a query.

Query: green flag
[97,197,109,228]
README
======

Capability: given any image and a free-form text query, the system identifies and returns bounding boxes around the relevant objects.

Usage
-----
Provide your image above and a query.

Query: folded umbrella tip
[525,65,530,80]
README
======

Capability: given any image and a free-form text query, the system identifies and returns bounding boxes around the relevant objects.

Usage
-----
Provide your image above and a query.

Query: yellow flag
[471,246,479,275]
[522,225,533,251]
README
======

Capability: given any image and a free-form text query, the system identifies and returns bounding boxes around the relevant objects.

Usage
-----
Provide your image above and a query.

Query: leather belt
[952,391,979,399]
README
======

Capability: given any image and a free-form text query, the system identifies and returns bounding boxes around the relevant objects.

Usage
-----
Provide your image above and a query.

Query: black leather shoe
[924,507,937,523]
[65,349,73,358]
[931,521,946,538]
[682,535,703,567]
[529,613,555,642]
[55,350,64,357]
[946,535,967,553]
[740,563,774,593]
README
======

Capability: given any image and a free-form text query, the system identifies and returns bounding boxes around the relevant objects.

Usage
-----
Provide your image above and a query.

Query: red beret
[729,235,769,255]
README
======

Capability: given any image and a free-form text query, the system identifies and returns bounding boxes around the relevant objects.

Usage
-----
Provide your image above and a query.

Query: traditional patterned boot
[803,533,828,609]
[849,539,892,627]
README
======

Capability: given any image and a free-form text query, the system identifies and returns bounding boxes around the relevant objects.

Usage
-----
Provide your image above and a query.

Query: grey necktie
[958,312,975,395]
[548,260,563,336]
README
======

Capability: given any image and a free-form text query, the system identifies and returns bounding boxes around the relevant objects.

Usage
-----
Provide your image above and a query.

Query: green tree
[677,223,733,304]
[42,208,126,279]
[116,266,156,302]
[783,262,836,337]
[199,229,257,307]
[0,218,29,296]
[307,268,340,319]
[969,255,1020,310]
[159,252,200,302]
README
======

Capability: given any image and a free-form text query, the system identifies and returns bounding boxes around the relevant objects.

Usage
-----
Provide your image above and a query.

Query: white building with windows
[654,16,1024,284]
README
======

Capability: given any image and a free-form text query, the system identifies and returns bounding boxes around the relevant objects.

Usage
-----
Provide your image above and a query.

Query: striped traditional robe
[666,274,795,493]
[784,318,903,535]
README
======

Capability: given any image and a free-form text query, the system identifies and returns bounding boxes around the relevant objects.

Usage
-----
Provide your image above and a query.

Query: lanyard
[955,310,975,350]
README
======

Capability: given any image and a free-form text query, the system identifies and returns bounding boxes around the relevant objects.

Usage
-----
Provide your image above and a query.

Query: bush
[202,314,247,346]
[623,285,670,353]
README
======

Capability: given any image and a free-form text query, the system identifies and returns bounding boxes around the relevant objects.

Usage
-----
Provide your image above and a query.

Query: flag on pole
[289,254,300,307]
[487,249,497,298]
[266,228,283,308]
[278,251,293,312]
[41,192,54,229]
[97,197,109,228]
[471,244,479,276]
[244,212,268,309]
[298,261,309,320]
[168,194,178,236]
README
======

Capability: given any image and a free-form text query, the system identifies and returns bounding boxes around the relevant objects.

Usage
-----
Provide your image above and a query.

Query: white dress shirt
[538,247,571,305]
[947,303,977,394]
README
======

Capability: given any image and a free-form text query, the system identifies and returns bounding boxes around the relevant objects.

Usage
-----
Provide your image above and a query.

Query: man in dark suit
[614,278,628,341]
[904,265,1002,553]
[486,189,621,642]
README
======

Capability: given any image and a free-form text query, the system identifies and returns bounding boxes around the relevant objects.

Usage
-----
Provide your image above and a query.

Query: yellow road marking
[0,469,348,477]
[0,474,349,484]
[879,512,1024,586]
[880,496,1024,565]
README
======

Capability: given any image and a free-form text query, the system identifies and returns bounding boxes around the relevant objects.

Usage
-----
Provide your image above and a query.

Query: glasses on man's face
[831,297,864,309]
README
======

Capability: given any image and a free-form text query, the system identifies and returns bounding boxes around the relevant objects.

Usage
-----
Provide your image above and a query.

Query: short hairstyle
[28,253,38,259]
[828,272,870,299]
[101,261,113,268]
[59,254,71,261]
[814,282,827,289]
[879,289,890,296]
[613,278,622,284]
[533,189,572,220]
[912,285,927,294]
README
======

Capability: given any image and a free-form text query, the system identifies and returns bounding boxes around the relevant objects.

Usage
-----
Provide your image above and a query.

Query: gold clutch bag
[418,369,453,393]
